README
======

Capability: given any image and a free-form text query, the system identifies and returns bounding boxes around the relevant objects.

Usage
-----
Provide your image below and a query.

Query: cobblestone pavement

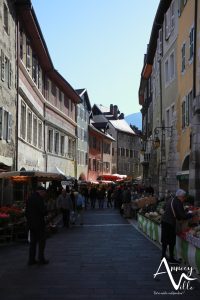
[0,208,199,300]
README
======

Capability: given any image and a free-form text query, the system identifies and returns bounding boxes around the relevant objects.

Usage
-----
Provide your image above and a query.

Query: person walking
[90,185,97,209]
[56,187,73,228]
[97,186,106,209]
[107,187,113,208]
[161,189,195,263]
[25,186,49,265]
[75,190,85,225]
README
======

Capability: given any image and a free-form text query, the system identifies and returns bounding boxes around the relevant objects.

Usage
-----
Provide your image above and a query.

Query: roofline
[16,0,81,103]
[138,0,172,106]
[88,124,115,141]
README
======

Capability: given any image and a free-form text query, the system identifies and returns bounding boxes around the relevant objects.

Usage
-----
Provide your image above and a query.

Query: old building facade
[92,104,141,179]
[16,1,80,176]
[76,89,91,181]
[139,0,200,205]
[88,122,114,182]
[0,0,16,172]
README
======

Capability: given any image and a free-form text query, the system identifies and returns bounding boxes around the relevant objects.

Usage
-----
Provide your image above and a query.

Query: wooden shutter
[7,112,12,142]
[0,107,3,139]
[1,50,5,81]
[8,61,12,88]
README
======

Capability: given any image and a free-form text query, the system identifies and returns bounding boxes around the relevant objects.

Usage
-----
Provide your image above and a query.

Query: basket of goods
[0,207,24,223]
[185,225,200,248]
[0,213,10,227]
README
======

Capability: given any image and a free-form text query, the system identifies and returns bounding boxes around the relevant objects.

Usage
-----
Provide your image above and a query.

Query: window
[158,29,162,55]
[80,108,83,119]
[85,153,88,165]
[71,102,74,112]
[181,43,186,72]
[64,96,69,109]
[68,138,72,158]
[20,30,23,60]
[130,150,133,158]
[60,136,65,156]
[170,1,175,30]
[21,102,26,139]
[26,38,31,70]
[88,158,91,170]
[126,149,129,157]
[1,50,5,82]
[38,121,42,149]
[33,116,37,147]
[171,104,175,120]
[93,159,96,171]
[51,82,56,96]
[54,132,59,154]
[182,100,186,129]
[166,109,170,137]
[3,4,9,34]
[27,110,32,143]
[32,54,38,84]
[182,91,193,129]
[0,108,11,142]
[189,27,194,60]
[165,9,170,40]
[165,60,169,84]
[38,65,42,90]
[5,56,9,84]
[112,148,114,156]
[48,129,53,153]
[170,52,175,80]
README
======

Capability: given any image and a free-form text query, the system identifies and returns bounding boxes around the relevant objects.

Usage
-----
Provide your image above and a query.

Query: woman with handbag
[161,189,195,263]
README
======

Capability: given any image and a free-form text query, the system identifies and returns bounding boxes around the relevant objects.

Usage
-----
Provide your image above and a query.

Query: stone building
[92,104,141,178]
[0,0,17,204]
[76,89,91,181]
[138,0,200,205]
[0,0,16,172]
[16,0,80,176]
[88,119,114,182]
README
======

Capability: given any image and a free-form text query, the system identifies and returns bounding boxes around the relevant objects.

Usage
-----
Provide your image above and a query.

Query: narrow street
[0,209,199,300]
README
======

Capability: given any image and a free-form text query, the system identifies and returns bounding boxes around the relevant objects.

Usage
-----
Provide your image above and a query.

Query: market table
[137,213,200,274]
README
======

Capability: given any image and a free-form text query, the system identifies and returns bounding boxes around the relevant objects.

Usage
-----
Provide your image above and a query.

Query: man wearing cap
[161,189,195,263]
[25,186,49,265]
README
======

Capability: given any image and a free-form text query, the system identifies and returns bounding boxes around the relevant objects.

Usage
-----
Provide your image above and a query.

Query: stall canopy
[0,171,66,182]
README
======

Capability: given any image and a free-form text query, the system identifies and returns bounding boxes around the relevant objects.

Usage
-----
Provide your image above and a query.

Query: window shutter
[171,1,175,30]
[0,107,3,139]
[182,101,185,128]
[158,29,162,55]
[7,112,12,142]
[1,50,5,81]
[8,61,12,88]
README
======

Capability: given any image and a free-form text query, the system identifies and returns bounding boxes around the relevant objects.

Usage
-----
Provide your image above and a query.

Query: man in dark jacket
[161,189,194,263]
[25,186,49,265]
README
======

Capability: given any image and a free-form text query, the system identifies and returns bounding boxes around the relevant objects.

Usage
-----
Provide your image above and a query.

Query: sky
[32,0,159,116]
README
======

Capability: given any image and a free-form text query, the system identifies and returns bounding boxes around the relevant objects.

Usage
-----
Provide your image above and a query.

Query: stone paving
[0,208,200,300]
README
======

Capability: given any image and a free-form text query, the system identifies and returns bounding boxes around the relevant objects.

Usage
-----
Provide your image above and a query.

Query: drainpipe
[16,19,19,171]
[193,0,197,98]
[44,102,47,172]
[159,58,163,197]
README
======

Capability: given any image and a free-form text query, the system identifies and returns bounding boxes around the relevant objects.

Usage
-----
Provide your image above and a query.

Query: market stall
[137,201,200,274]
[0,170,66,243]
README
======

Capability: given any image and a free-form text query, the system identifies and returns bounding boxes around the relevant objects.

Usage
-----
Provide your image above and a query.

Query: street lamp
[153,126,173,148]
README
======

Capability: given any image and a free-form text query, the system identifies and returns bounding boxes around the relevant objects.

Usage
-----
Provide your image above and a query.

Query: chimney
[113,105,118,119]
[110,104,114,115]
[119,113,124,119]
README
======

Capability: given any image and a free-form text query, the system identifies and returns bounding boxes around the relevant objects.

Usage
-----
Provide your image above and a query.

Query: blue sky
[32,0,159,116]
